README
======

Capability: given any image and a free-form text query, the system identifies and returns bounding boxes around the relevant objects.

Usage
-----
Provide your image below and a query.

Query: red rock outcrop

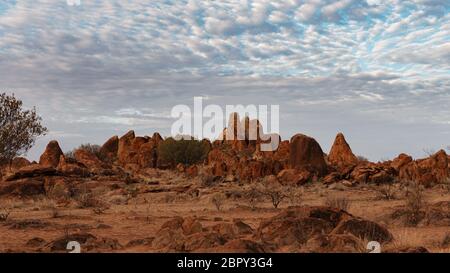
[289,134,328,176]
[99,136,119,162]
[328,133,358,169]
[39,140,64,168]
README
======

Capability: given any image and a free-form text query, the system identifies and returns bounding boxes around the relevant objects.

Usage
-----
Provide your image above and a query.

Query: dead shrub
[404,180,426,226]
[210,193,226,211]
[325,195,351,211]
[442,233,450,248]
[0,206,11,222]
[244,184,265,210]
[286,186,304,206]
[376,184,398,200]
[260,182,288,209]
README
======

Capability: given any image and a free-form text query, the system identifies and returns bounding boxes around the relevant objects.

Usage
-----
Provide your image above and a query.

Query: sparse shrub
[245,184,264,210]
[201,174,221,187]
[158,137,210,167]
[210,193,226,211]
[0,206,11,222]
[260,182,288,209]
[442,233,450,248]
[325,195,351,211]
[404,180,426,226]
[74,185,106,209]
[287,186,304,206]
[376,184,398,200]
[51,207,60,218]
[422,148,435,157]
[65,143,103,160]
[92,207,107,215]
[357,155,369,162]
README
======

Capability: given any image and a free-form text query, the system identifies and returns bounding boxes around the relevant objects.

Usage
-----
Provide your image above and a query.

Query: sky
[0,0,449,161]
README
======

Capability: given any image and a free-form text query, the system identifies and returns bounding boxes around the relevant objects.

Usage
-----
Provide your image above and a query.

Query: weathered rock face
[395,150,449,186]
[137,141,157,168]
[391,153,413,171]
[99,136,119,163]
[11,157,31,170]
[289,134,328,176]
[39,141,64,168]
[328,133,358,169]
[277,169,312,185]
[350,162,396,184]
[117,130,136,165]
[418,150,449,184]
[74,149,105,172]
[116,131,163,170]
[57,155,89,177]
[4,164,58,181]
[0,177,46,196]
[207,148,239,177]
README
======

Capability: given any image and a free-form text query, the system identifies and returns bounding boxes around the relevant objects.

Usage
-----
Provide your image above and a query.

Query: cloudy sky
[0,0,449,161]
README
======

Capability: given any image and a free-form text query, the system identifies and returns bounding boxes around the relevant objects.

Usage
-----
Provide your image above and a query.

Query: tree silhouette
[0,93,47,165]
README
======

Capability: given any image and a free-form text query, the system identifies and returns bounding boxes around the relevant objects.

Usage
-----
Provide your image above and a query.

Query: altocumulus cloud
[0,0,449,160]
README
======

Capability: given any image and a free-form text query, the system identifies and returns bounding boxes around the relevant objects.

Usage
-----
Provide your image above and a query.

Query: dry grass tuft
[324,195,351,211]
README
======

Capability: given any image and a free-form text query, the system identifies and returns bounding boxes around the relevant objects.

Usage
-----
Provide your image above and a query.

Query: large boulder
[99,136,119,163]
[331,218,393,243]
[117,130,136,165]
[0,178,45,196]
[391,153,413,171]
[289,134,328,176]
[11,157,31,170]
[137,140,158,168]
[328,133,358,169]
[74,149,105,172]
[39,141,64,168]
[4,164,57,181]
[255,206,351,247]
[57,155,89,177]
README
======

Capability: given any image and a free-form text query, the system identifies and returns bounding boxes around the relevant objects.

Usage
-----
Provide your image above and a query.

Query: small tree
[260,181,288,209]
[211,193,226,211]
[0,93,47,166]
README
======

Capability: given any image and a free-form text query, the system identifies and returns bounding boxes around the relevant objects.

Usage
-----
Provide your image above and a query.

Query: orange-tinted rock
[0,178,45,197]
[328,133,358,168]
[99,136,119,162]
[323,172,341,184]
[350,163,396,184]
[39,140,64,168]
[186,165,198,177]
[289,134,328,176]
[11,157,31,170]
[331,218,393,243]
[117,130,135,165]
[137,141,157,168]
[74,149,104,171]
[57,155,89,177]
[5,164,57,181]
[152,132,163,145]
[43,176,71,199]
[391,153,413,171]
[277,169,311,185]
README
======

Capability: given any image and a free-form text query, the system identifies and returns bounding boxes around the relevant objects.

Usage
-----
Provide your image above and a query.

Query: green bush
[158,137,210,167]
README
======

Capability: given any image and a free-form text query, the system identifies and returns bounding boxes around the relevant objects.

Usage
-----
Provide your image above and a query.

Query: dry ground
[0,169,449,253]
